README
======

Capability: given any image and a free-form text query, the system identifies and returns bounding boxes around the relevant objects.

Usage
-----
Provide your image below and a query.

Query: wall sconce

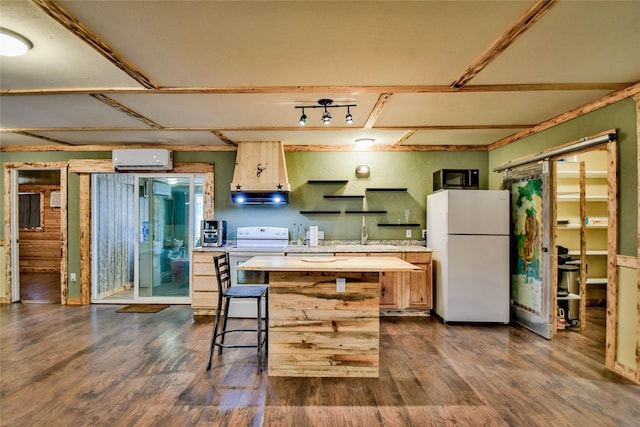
[355,165,370,178]
[295,99,356,126]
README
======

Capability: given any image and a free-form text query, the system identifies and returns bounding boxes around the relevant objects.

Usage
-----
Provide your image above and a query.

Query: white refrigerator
[427,189,510,323]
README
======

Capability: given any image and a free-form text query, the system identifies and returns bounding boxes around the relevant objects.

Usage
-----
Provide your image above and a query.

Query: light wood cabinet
[191,249,432,316]
[336,250,432,313]
[403,252,432,309]
[191,250,222,316]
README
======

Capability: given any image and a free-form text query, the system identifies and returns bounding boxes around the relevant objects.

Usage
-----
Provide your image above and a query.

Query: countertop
[193,241,432,253]
[237,255,421,272]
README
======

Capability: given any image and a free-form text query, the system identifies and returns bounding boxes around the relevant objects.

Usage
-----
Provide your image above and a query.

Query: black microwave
[433,169,479,191]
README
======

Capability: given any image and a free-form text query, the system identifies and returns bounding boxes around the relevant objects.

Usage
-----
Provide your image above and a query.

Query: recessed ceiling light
[0,28,33,57]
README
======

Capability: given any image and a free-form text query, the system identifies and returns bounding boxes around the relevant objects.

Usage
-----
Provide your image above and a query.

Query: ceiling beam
[0,144,487,153]
[90,94,163,129]
[488,81,640,150]
[363,93,393,129]
[1,124,530,133]
[32,0,157,89]
[1,82,628,97]
[451,0,559,88]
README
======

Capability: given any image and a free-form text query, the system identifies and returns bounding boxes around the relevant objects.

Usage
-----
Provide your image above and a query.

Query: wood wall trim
[60,166,68,304]
[634,93,640,382]
[617,255,637,269]
[451,0,559,88]
[2,162,68,304]
[605,138,619,370]
[79,174,91,304]
[3,167,11,303]
[489,82,640,151]
[68,160,214,173]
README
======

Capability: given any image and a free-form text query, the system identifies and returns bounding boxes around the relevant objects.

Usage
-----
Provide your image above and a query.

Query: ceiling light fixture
[295,99,356,126]
[355,138,375,148]
[345,106,353,124]
[0,28,33,57]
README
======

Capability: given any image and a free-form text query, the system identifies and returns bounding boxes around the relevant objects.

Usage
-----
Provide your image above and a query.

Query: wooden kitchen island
[237,255,420,378]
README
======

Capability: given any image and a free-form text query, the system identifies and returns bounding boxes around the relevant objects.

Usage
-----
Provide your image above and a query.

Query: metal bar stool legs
[206,253,269,373]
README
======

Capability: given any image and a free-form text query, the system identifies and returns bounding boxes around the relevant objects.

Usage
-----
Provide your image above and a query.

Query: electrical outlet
[336,278,346,293]
[70,273,77,282]
[405,229,411,238]
[422,229,427,239]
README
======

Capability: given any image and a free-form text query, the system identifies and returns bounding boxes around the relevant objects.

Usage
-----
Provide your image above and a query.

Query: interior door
[504,161,554,339]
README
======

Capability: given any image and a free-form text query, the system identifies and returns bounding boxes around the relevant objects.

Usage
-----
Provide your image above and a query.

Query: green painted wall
[1,148,486,298]
[488,98,638,256]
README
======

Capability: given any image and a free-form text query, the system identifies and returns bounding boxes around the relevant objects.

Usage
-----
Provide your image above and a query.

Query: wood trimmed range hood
[230,141,291,205]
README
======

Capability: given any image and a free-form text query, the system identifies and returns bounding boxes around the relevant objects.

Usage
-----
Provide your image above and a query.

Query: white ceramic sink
[334,244,399,251]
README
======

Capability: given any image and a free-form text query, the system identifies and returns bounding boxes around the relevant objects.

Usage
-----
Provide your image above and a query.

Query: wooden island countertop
[237,255,420,378]
[237,255,420,273]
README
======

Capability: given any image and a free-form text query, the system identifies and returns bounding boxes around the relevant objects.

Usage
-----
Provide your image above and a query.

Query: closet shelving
[555,151,609,331]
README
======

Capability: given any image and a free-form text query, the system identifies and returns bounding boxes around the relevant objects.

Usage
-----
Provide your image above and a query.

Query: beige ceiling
[1,0,639,150]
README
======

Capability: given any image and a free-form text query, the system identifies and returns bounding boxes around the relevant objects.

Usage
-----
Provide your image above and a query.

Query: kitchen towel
[309,225,319,247]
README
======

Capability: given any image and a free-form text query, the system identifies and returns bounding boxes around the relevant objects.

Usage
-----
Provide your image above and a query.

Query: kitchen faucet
[360,215,368,245]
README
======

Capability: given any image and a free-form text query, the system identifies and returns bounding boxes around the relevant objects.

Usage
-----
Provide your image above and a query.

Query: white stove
[233,226,289,250]
[227,226,288,317]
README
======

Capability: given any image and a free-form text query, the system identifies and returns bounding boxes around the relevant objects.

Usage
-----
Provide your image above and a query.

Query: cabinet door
[378,253,403,309]
[404,253,432,309]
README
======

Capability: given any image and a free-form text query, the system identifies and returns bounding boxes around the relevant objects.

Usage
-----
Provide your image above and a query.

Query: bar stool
[206,253,269,372]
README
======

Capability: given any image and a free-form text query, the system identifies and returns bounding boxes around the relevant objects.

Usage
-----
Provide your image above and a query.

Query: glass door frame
[133,174,195,304]
[91,172,201,304]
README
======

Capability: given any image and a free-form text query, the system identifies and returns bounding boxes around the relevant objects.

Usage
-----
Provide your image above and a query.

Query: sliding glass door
[92,173,203,303]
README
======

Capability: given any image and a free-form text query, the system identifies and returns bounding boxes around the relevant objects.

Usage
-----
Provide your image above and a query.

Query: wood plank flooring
[19,272,61,303]
[1,304,638,426]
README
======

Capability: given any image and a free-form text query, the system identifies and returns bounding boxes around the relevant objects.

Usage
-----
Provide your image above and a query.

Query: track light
[345,106,353,124]
[294,99,356,126]
[322,108,332,125]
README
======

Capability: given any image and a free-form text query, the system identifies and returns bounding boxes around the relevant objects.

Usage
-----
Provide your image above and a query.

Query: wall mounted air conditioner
[112,149,173,170]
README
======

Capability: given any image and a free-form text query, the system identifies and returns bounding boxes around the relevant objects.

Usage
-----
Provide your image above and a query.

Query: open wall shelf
[345,210,387,214]
[323,195,365,199]
[300,210,341,215]
[307,180,348,185]
[366,187,408,192]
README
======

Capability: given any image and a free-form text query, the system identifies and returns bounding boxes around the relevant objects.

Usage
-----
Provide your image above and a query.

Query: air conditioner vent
[112,149,173,170]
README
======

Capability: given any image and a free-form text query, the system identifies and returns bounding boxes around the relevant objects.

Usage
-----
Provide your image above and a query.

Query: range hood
[230,141,291,205]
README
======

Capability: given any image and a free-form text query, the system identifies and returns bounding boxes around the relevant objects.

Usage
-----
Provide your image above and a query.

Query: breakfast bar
[237,255,420,378]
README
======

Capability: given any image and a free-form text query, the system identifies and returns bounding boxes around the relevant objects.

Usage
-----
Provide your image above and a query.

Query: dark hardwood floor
[19,272,61,303]
[1,304,638,426]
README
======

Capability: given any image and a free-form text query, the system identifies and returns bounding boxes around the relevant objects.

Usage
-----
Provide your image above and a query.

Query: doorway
[8,166,66,304]
[91,173,203,304]
[553,148,609,362]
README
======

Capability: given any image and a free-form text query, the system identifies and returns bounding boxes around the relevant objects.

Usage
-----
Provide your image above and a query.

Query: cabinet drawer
[404,252,432,264]
[192,291,218,308]
[193,275,215,292]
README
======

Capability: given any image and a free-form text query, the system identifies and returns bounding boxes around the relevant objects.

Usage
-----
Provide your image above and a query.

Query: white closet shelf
[557,293,581,301]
